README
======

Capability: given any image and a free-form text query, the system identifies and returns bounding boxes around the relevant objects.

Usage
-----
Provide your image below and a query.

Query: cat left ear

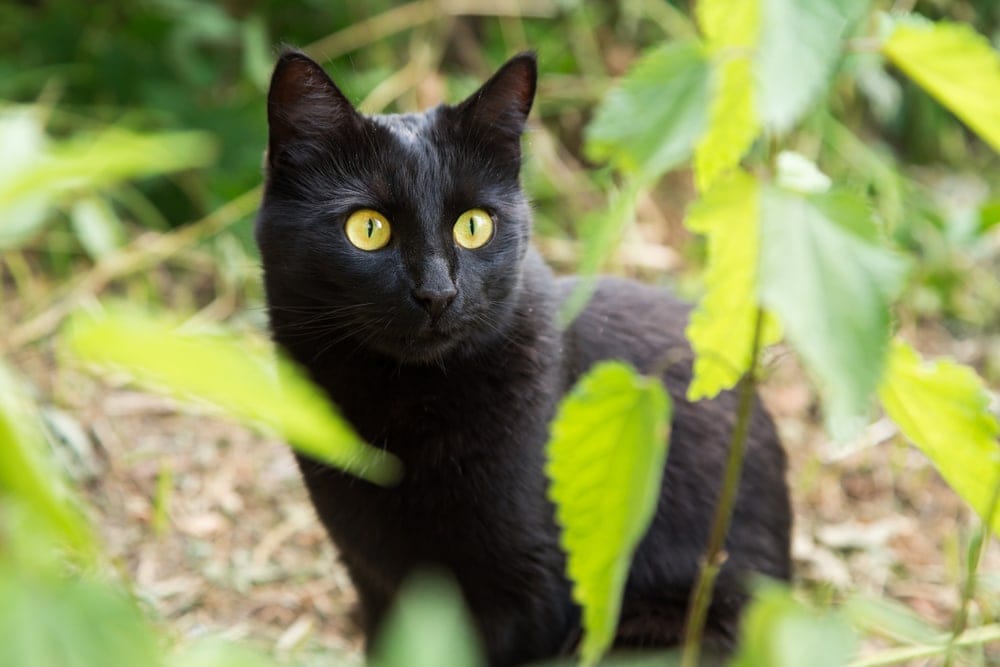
[456,52,537,139]
[267,50,359,164]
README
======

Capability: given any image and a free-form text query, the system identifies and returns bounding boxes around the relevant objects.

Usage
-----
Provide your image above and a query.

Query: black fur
[256,50,792,667]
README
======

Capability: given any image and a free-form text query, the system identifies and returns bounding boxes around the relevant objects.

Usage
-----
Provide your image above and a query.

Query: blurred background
[1,0,999,664]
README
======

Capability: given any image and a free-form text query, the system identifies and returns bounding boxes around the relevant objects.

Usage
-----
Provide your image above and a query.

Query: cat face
[256,51,537,364]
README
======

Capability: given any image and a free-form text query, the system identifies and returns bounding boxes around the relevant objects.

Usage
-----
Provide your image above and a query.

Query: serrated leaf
[585,41,711,183]
[0,363,98,565]
[694,0,761,192]
[759,188,909,439]
[685,172,780,400]
[877,339,1000,536]
[62,308,402,486]
[755,0,852,133]
[882,21,1000,153]
[545,362,670,666]
[372,573,484,667]
[71,197,124,260]
[731,583,856,667]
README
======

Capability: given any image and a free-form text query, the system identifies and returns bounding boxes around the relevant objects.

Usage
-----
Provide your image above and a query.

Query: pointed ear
[267,50,359,163]
[455,52,537,142]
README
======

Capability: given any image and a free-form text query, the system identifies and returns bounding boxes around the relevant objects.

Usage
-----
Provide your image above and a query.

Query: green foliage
[882,20,1000,153]
[585,41,710,184]
[371,573,484,667]
[730,583,857,667]
[63,308,402,486]
[545,362,670,666]
[759,185,909,439]
[878,339,1000,536]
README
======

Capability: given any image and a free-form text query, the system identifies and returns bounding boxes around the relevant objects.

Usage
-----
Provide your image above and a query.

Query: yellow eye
[345,209,391,251]
[454,209,494,249]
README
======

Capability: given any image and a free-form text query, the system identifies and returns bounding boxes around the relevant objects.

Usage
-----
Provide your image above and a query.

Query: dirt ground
[10,307,1000,666]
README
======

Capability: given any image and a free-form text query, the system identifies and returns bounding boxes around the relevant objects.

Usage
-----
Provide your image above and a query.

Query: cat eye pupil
[469,217,476,235]
[367,219,374,237]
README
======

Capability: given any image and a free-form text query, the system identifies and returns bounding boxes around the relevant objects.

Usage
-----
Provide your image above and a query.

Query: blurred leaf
[730,583,856,667]
[877,339,1000,536]
[685,172,780,400]
[63,308,402,486]
[371,573,484,667]
[0,363,98,566]
[978,199,1000,236]
[759,188,909,439]
[0,108,50,247]
[585,41,710,183]
[167,639,279,667]
[882,21,1000,153]
[693,0,760,192]
[70,197,125,260]
[545,362,670,666]
[843,595,946,646]
[775,151,832,194]
[241,14,272,91]
[755,0,852,133]
[0,568,161,667]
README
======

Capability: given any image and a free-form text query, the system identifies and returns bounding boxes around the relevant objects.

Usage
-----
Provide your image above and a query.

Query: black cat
[256,50,791,666]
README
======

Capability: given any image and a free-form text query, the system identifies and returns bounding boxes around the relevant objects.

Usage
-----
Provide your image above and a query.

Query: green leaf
[693,0,761,192]
[167,639,279,667]
[62,308,402,486]
[877,339,1000,536]
[0,568,162,667]
[70,197,124,260]
[882,21,1000,153]
[685,172,780,400]
[755,0,853,133]
[731,583,856,667]
[0,108,51,247]
[371,573,484,667]
[585,41,711,183]
[759,188,909,439]
[545,362,671,666]
[0,363,98,566]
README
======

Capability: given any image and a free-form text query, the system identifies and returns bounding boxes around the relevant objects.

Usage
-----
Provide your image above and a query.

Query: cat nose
[412,285,457,319]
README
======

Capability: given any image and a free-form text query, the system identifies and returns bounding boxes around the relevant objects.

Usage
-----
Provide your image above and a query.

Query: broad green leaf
[685,172,780,400]
[755,0,853,133]
[694,0,761,192]
[585,41,711,183]
[877,339,1000,536]
[545,362,670,666]
[759,188,909,439]
[843,595,946,647]
[372,573,484,667]
[882,21,1000,153]
[167,639,279,667]
[71,197,124,260]
[0,363,98,565]
[0,568,161,667]
[731,583,856,667]
[63,309,402,486]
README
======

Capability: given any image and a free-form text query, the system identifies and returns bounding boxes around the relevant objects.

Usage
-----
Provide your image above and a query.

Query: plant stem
[680,308,765,667]
[943,464,1000,667]
[849,623,1000,667]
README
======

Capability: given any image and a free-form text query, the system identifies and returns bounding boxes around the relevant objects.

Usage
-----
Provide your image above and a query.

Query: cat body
[257,51,791,667]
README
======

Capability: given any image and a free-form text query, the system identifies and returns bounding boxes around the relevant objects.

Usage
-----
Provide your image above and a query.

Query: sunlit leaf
[0,363,98,565]
[71,197,124,260]
[63,308,402,486]
[755,0,854,133]
[730,583,856,667]
[759,188,909,439]
[0,568,161,667]
[585,41,710,183]
[0,108,51,247]
[694,0,760,192]
[545,362,670,666]
[372,573,484,667]
[882,21,1000,153]
[775,151,832,194]
[685,172,780,400]
[877,339,1000,536]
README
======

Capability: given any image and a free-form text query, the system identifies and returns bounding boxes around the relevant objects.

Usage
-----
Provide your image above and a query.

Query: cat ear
[455,52,537,142]
[267,50,359,162]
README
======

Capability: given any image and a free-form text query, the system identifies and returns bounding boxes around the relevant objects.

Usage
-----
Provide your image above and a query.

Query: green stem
[849,623,1000,667]
[680,307,765,667]
[943,463,1000,667]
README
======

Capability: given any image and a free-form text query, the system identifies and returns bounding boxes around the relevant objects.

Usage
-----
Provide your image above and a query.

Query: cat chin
[367,328,490,366]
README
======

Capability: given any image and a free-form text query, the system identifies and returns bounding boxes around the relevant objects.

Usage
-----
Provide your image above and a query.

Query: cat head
[256,50,537,365]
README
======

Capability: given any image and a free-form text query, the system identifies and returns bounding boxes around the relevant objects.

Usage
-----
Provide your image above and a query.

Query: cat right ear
[266,50,359,163]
